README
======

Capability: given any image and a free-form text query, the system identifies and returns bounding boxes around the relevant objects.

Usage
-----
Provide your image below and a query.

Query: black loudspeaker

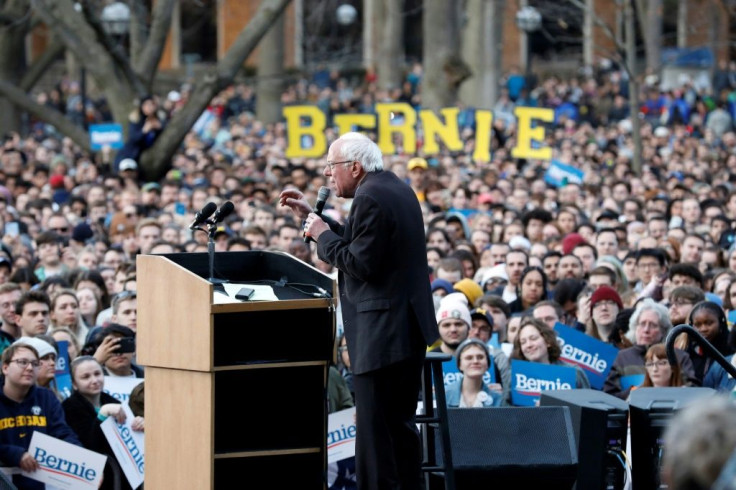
[540,389,629,490]
[435,407,578,490]
[629,387,717,490]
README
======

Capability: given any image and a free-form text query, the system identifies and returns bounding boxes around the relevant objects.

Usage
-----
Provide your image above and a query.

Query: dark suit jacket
[318,170,439,375]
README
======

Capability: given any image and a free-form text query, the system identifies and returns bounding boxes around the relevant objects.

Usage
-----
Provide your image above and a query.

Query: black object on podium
[541,389,629,490]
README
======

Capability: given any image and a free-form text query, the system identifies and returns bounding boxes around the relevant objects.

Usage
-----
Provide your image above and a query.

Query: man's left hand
[304,213,329,241]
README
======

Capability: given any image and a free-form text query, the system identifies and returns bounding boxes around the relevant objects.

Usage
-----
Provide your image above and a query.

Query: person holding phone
[90,323,143,378]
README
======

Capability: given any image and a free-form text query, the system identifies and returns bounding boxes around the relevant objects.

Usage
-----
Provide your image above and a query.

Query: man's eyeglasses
[50,227,68,233]
[9,359,40,369]
[669,299,693,308]
[325,160,353,171]
[645,360,669,369]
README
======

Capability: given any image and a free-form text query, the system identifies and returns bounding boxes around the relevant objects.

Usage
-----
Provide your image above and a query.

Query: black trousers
[353,356,425,490]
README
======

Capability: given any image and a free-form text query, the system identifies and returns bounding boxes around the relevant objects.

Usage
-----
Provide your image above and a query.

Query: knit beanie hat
[453,278,483,306]
[436,299,472,327]
[562,233,587,255]
[590,285,623,313]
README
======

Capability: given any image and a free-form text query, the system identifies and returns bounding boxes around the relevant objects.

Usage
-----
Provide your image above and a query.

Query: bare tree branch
[133,0,176,86]
[141,0,293,180]
[128,0,149,66]
[0,79,91,151]
[19,40,64,91]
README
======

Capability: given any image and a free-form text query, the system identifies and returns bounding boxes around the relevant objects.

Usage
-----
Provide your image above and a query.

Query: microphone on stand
[210,201,235,225]
[204,201,234,289]
[189,202,217,230]
[304,186,331,243]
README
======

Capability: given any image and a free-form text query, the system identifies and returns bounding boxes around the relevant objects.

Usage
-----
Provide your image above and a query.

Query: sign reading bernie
[283,103,555,162]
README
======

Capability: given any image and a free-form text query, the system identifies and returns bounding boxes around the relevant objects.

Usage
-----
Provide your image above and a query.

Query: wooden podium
[137,251,336,490]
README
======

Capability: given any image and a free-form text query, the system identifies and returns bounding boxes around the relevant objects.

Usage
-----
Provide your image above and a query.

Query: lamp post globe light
[100,1,131,36]
[336,4,358,26]
[516,6,542,77]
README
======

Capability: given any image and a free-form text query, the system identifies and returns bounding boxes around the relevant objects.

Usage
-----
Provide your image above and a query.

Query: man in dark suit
[280,132,439,490]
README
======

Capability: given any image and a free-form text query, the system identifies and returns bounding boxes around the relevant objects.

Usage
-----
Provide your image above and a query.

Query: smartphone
[235,287,255,301]
[4,222,18,237]
[175,203,187,216]
[115,337,136,354]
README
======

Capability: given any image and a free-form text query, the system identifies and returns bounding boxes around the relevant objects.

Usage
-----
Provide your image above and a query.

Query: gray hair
[337,132,383,173]
[626,297,672,344]
[662,395,736,490]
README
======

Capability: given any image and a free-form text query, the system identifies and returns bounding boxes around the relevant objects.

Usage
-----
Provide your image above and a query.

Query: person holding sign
[62,356,144,490]
[0,342,81,489]
[511,318,590,389]
[445,339,502,408]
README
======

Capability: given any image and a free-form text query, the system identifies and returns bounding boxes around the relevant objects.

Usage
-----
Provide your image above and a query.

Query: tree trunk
[142,0,292,180]
[376,0,403,91]
[423,0,469,110]
[625,0,642,176]
[133,0,177,88]
[33,0,138,127]
[460,0,498,110]
[0,0,30,136]
[677,0,687,48]
[363,0,376,71]
[645,0,662,74]
[582,0,594,69]
[256,9,285,124]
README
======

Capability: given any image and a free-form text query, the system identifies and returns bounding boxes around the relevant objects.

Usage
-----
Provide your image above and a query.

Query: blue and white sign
[89,124,123,150]
[621,374,645,391]
[441,357,496,390]
[328,407,356,463]
[101,403,144,489]
[554,323,619,389]
[24,432,106,489]
[511,360,577,406]
[54,340,72,400]
[104,377,143,403]
[544,160,585,188]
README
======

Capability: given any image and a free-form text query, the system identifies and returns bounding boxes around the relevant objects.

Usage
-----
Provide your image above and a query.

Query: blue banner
[89,123,124,150]
[441,356,496,390]
[554,323,619,390]
[544,160,585,188]
[54,340,72,400]
[621,374,645,391]
[511,360,577,406]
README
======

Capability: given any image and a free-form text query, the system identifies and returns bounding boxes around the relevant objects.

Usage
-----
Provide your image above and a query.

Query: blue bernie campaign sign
[441,356,496,390]
[511,360,577,406]
[544,160,584,188]
[554,322,619,390]
[54,340,72,400]
[621,374,645,391]
[89,123,123,150]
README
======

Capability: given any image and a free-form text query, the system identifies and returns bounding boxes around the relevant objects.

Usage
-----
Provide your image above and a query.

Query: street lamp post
[515,6,542,88]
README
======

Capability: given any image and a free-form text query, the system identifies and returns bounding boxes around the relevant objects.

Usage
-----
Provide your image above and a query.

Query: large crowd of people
[1,57,736,488]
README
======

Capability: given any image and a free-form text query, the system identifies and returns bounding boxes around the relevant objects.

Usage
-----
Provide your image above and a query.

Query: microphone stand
[192,219,229,293]
[665,324,736,378]
[206,219,229,291]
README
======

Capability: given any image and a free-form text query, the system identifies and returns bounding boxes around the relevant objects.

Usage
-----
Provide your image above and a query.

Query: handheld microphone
[304,186,331,243]
[210,201,235,224]
[189,202,217,230]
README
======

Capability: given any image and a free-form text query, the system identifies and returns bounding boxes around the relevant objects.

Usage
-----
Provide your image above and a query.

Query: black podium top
[160,250,334,300]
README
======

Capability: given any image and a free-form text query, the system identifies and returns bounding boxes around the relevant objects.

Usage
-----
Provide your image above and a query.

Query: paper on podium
[215,283,279,302]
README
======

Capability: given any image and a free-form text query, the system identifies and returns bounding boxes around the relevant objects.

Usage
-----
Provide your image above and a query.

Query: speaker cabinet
[629,387,716,490]
[435,407,578,490]
[541,389,629,490]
